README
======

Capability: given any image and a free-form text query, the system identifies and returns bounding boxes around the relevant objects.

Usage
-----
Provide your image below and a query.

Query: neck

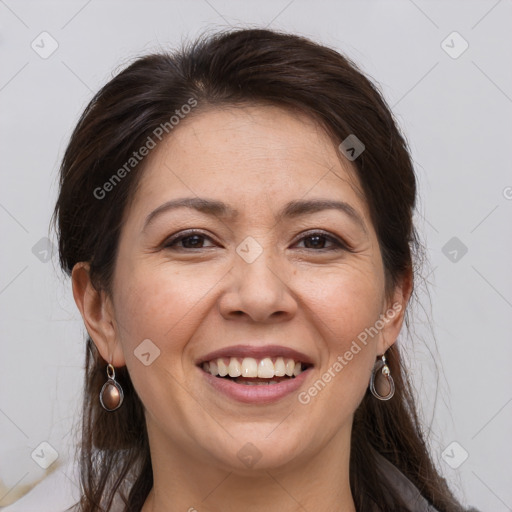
[141,422,356,512]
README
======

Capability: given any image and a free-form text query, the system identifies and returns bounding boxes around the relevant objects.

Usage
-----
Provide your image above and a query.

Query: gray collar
[373,450,440,512]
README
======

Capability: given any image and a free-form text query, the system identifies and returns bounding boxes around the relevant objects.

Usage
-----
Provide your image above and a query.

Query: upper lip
[196,344,314,366]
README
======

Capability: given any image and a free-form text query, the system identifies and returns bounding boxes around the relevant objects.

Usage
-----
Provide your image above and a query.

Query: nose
[218,245,298,324]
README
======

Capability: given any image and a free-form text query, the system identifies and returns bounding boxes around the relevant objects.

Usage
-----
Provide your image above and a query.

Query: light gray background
[1,0,511,510]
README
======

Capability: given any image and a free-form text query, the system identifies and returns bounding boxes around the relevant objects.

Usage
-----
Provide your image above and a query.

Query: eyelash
[162,229,352,252]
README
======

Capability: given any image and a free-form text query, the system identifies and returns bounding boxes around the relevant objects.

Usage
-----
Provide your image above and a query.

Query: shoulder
[373,452,482,512]
[373,451,440,512]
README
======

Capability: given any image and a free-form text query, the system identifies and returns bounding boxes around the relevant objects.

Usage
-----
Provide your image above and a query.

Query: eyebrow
[143,197,367,233]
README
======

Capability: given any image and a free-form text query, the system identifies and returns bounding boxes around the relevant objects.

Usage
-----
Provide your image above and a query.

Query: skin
[72,105,411,512]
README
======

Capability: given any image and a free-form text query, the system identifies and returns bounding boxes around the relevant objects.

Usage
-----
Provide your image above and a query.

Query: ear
[71,262,126,367]
[376,270,413,356]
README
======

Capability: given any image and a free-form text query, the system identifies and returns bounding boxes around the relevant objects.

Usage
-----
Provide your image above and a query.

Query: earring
[99,363,124,411]
[370,353,395,401]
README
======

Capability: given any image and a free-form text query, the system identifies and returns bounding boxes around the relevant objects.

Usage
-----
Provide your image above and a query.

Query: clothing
[373,451,481,512]
[373,450,441,511]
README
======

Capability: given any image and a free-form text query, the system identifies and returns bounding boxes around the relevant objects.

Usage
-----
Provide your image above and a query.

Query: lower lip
[199,367,313,404]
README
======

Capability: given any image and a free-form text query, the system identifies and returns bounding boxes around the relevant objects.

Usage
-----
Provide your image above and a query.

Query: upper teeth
[202,357,304,378]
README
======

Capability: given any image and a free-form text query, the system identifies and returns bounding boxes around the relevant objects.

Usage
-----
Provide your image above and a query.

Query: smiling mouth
[199,356,313,385]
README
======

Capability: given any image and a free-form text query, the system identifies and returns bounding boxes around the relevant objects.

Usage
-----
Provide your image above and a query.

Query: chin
[203,425,311,473]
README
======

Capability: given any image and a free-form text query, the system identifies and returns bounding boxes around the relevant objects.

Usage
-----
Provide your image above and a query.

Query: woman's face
[101,105,406,472]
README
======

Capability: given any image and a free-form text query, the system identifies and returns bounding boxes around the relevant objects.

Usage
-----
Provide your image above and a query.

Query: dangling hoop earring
[99,363,124,411]
[370,353,395,401]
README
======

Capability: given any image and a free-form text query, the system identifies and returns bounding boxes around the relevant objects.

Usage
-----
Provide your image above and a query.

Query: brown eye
[163,231,216,250]
[295,231,349,251]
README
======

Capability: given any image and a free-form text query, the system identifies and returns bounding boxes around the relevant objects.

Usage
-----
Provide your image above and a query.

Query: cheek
[302,265,384,343]
[299,266,383,401]
[111,266,210,416]
[112,262,223,359]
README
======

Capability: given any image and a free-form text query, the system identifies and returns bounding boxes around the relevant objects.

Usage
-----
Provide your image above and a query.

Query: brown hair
[52,28,468,511]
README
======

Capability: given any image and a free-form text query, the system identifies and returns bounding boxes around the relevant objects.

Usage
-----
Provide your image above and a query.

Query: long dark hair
[52,28,468,511]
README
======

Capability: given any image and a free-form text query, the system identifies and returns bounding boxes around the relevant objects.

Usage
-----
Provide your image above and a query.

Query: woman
[52,28,478,512]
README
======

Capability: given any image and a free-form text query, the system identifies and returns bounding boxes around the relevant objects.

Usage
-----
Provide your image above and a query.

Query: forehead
[128,104,369,224]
